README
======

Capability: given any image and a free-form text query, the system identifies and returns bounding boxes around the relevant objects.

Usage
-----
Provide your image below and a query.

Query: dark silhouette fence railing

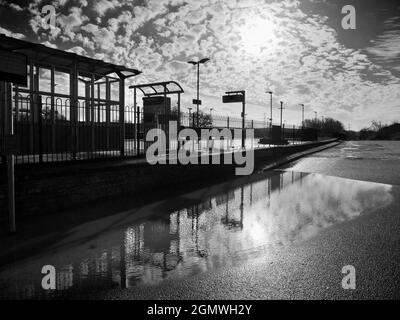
[0,94,318,165]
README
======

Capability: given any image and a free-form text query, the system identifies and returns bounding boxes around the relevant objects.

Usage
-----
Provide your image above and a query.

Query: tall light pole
[279,101,284,141]
[188,107,193,127]
[188,58,210,127]
[299,104,305,128]
[210,107,214,118]
[314,111,317,121]
[279,101,284,128]
[266,91,273,126]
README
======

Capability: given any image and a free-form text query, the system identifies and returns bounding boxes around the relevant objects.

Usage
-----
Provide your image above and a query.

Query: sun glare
[239,18,276,55]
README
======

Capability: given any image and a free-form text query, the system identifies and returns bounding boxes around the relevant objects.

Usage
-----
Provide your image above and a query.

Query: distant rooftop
[0,34,142,79]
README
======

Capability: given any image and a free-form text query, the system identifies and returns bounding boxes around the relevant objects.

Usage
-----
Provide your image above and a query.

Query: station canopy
[0,34,141,79]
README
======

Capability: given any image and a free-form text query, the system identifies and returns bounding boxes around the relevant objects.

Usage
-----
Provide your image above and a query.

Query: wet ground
[0,141,399,299]
[283,140,400,185]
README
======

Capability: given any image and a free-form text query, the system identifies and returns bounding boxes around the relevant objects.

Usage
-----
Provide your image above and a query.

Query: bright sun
[239,18,276,55]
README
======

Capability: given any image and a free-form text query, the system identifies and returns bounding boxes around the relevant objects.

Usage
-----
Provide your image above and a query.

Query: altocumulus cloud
[1,0,399,129]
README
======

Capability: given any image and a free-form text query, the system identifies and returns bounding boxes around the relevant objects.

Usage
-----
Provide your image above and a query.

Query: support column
[133,88,137,155]
[90,74,95,154]
[241,91,246,149]
[85,82,91,123]
[2,82,15,232]
[29,62,34,154]
[136,105,140,156]
[105,77,110,149]
[177,93,181,129]
[119,77,125,157]
[70,61,78,160]
[0,82,6,165]
[51,66,56,154]
[164,85,169,151]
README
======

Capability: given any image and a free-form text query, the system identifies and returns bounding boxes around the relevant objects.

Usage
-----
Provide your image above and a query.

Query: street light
[279,101,284,128]
[314,111,317,121]
[299,104,305,128]
[279,101,284,141]
[188,58,210,127]
[266,91,273,126]
[188,107,193,127]
[210,107,214,118]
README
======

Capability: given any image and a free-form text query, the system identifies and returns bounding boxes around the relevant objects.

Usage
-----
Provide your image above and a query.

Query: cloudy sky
[0,0,399,130]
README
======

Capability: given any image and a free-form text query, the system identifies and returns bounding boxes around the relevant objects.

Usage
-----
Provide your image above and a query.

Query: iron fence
[0,95,317,165]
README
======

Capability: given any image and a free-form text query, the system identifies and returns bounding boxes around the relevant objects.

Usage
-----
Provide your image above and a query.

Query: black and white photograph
[0,0,399,309]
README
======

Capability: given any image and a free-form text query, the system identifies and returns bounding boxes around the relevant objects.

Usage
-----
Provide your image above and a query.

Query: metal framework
[223,91,246,149]
[0,34,142,163]
[129,81,184,153]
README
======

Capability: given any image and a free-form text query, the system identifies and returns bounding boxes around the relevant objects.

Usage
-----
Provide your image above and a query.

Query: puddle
[0,171,393,299]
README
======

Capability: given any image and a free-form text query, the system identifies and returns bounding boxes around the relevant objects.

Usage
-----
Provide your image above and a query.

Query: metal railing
[0,95,318,165]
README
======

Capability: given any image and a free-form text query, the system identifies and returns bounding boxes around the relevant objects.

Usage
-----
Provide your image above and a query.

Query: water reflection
[0,171,393,299]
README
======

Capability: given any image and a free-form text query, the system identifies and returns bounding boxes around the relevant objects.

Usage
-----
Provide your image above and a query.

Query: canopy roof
[0,34,142,79]
[129,81,184,96]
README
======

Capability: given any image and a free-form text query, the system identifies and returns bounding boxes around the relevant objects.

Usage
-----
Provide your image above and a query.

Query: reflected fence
[0,171,309,299]
[1,94,316,165]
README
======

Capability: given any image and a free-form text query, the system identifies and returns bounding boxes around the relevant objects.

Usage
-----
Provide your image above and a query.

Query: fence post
[136,107,140,156]
[38,96,43,163]
[51,66,56,154]
[90,74,95,155]
[119,77,125,157]
[70,60,78,161]
[292,125,295,145]
[105,77,111,150]
[0,83,5,165]
[2,81,16,232]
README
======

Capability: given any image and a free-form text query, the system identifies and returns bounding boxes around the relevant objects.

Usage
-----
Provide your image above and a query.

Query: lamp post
[279,101,284,141]
[279,101,284,128]
[299,104,305,128]
[314,111,317,121]
[266,91,273,126]
[188,107,193,127]
[188,58,210,127]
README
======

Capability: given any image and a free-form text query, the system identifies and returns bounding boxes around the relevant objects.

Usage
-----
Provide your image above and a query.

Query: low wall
[0,140,337,220]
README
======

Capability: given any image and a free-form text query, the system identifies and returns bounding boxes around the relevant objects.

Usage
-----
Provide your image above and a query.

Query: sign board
[0,135,19,155]
[222,94,244,103]
[192,99,202,105]
[0,49,27,86]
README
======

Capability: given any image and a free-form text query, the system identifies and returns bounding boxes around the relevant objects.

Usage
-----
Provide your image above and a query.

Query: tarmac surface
[98,141,400,300]
[0,141,399,300]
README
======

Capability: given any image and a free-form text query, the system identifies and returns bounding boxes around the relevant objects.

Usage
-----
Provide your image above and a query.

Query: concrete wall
[0,140,336,220]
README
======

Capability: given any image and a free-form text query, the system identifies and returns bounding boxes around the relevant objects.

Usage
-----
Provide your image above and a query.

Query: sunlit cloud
[0,0,399,129]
